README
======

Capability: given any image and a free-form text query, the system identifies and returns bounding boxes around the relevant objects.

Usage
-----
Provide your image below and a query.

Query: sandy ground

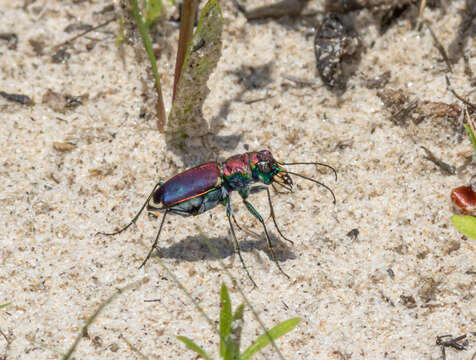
[0,0,475,359]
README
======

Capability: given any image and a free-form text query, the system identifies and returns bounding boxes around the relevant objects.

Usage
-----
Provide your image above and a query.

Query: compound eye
[258,161,271,174]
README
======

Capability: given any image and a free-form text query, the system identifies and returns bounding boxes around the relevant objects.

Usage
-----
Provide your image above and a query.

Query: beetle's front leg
[241,198,290,279]
[223,196,257,287]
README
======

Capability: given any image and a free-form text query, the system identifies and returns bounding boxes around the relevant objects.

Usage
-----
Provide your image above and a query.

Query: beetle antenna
[285,171,336,204]
[280,162,337,181]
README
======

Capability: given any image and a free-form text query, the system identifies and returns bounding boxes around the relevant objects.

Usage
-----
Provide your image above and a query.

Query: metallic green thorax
[221,151,282,191]
[251,162,281,184]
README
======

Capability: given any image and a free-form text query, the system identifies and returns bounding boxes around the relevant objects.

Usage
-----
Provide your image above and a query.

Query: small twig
[0,328,11,360]
[445,75,476,109]
[120,334,150,360]
[425,23,453,73]
[418,0,427,21]
[281,73,319,86]
[242,95,275,104]
[53,17,117,50]
[421,146,455,175]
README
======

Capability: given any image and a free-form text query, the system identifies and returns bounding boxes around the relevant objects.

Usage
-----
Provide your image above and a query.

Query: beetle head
[251,150,292,188]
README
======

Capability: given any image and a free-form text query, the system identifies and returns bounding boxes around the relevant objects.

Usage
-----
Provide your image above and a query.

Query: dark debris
[0,33,18,50]
[314,14,361,90]
[364,71,391,89]
[346,228,359,240]
[64,22,93,33]
[232,0,309,20]
[400,294,417,308]
[51,47,71,64]
[42,89,87,112]
[380,3,410,35]
[436,334,469,351]
[0,91,33,105]
[378,88,466,127]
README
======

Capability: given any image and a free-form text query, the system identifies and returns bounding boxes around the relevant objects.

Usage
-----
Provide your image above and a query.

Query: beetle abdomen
[167,187,227,216]
[154,162,221,207]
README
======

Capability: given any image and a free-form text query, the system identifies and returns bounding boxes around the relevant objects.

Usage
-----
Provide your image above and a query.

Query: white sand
[0,0,474,359]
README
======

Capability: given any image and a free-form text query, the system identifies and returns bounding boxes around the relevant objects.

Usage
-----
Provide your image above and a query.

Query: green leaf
[464,124,476,154]
[177,336,213,360]
[220,283,233,358]
[240,318,301,360]
[167,0,223,140]
[144,0,163,29]
[451,215,476,240]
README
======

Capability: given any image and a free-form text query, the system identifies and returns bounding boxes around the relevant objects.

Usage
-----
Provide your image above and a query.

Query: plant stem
[173,0,199,102]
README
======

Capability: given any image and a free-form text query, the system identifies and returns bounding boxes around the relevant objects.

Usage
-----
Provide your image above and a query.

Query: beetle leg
[266,188,294,245]
[97,181,163,236]
[139,209,168,269]
[232,214,261,239]
[248,185,267,195]
[225,198,257,287]
[242,199,290,279]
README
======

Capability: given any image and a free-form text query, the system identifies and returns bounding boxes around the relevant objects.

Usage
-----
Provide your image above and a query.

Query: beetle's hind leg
[242,199,290,279]
[97,181,162,236]
[139,209,169,269]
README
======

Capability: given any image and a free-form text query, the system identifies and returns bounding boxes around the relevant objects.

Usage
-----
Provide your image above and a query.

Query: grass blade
[144,0,164,29]
[464,124,476,154]
[199,230,287,360]
[62,279,147,360]
[130,0,167,131]
[240,318,301,360]
[220,283,233,358]
[451,215,476,240]
[156,258,236,357]
[177,336,213,360]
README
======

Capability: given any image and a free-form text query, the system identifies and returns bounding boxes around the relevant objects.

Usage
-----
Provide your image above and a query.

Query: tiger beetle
[99,150,336,286]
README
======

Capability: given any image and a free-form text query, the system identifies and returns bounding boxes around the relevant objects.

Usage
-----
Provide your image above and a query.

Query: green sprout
[177,283,301,360]
[451,215,476,240]
[451,108,476,240]
[144,0,164,30]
